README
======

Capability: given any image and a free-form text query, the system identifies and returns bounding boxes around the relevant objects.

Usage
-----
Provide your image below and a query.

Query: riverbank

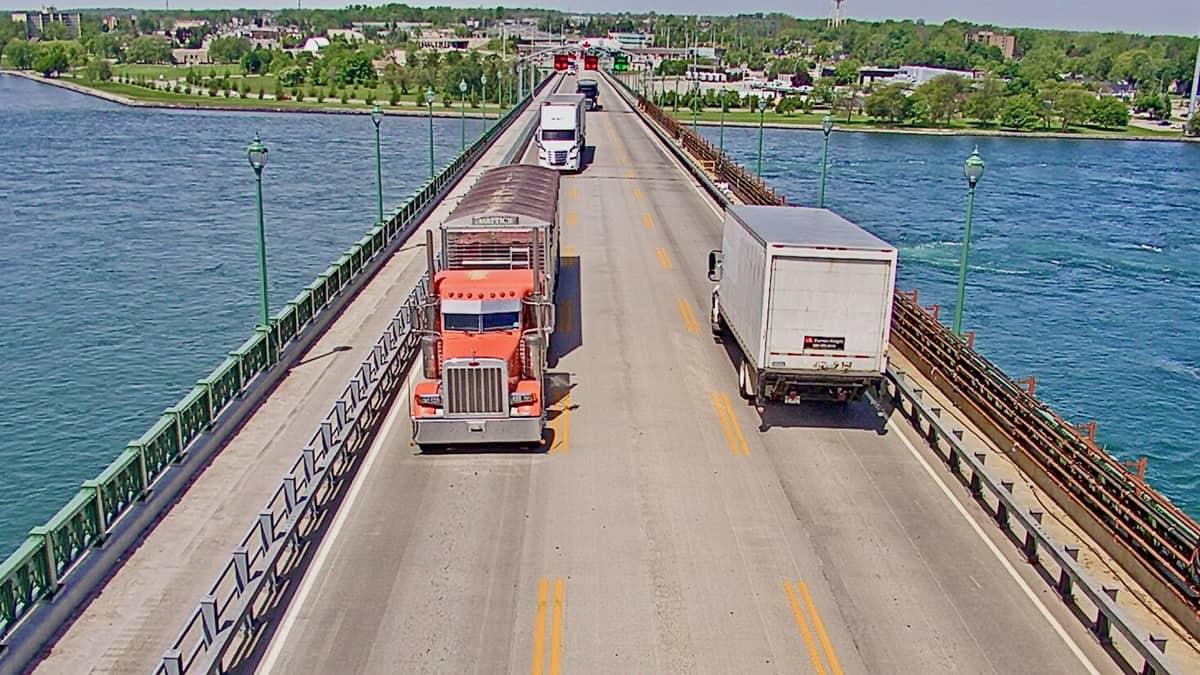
[0,70,503,119]
[665,108,1196,143]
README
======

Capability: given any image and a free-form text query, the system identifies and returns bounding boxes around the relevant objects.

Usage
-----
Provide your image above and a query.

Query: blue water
[0,74,490,554]
[704,122,1200,515]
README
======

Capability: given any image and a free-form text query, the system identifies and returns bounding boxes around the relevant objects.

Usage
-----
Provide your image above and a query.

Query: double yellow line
[710,391,750,455]
[549,392,571,455]
[784,580,843,675]
[531,578,566,675]
[641,212,655,229]
[655,248,672,270]
[676,298,701,334]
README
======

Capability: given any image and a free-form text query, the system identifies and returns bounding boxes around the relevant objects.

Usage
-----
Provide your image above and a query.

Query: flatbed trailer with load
[707,206,898,406]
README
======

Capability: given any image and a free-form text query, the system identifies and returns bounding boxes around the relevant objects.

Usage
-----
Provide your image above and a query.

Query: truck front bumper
[413,415,544,446]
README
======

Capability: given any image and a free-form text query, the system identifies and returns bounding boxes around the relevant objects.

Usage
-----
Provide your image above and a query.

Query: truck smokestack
[425,229,436,286]
[532,227,543,299]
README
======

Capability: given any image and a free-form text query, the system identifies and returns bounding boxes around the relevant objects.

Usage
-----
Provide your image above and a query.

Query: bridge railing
[0,79,548,663]
[607,70,1190,674]
[154,73,558,675]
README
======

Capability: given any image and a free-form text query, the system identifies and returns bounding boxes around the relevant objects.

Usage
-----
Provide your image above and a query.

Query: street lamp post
[718,90,727,153]
[953,147,986,336]
[480,73,488,122]
[246,133,271,351]
[818,114,833,208]
[425,88,435,178]
[370,104,383,224]
[459,79,468,151]
[756,97,768,177]
[691,87,700,134]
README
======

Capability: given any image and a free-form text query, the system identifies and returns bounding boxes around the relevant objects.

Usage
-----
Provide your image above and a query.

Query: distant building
[966,30,1017,60]
[301,36,329,53]
[608,31,654,49]
[172,48,211,65]
[242,26,280,50]
[327,28,366,43]
[892,65,977,86]
[11,7,82,38]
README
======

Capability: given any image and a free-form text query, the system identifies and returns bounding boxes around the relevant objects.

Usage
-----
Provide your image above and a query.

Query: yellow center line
[676,298,700,334]
[568,187,578,200]
[563,245,577,258]
[550,392,571,455]
[532,579,549,675]
[566,211,577,227]
[799,581,844,675]
[549,579,565,675]
[633,187,643,201]
[656,248,673,270]
[620,154,629,165]
[625,168,635,178]
[721,392,751,455]
[710,391,739,455]
[641,212,654,229]
[784,581,828,675]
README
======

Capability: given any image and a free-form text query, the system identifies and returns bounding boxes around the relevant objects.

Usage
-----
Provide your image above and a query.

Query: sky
[14,1,1200,37]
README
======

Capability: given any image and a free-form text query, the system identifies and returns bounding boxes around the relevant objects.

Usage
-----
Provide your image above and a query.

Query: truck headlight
[418,393,443,407]
[510,392,534,405]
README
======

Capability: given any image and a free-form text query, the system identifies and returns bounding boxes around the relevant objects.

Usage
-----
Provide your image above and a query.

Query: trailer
[440,164,561,298]
[707,206,898,406]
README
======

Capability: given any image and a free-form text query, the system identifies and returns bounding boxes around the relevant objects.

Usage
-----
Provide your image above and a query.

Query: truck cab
[537,93,587,172]
[576,78,600,110]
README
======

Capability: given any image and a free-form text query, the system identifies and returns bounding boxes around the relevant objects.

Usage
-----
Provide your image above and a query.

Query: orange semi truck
[411,165,560,448]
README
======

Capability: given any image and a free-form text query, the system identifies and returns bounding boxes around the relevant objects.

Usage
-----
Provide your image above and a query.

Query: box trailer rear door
[764,254,892,374]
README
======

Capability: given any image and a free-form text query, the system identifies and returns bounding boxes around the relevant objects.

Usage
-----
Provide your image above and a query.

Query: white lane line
[258,385,409,674]
[867,392,1101,675]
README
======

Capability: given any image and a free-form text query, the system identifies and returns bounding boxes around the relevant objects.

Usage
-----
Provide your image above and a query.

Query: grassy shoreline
[6,69,1194,141]
[664,108,1190,141]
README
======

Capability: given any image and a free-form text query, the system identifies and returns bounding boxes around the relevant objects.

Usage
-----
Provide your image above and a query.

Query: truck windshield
[443,311,521,332]
[542,129,575,141]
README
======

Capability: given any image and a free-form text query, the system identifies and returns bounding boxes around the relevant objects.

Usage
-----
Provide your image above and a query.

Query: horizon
[8,2,1200,39]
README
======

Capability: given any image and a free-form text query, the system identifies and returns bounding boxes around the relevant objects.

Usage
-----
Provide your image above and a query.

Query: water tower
[829,0,846,28]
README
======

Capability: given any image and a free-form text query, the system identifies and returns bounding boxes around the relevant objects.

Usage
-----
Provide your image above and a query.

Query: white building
[892,65,976,86]
[608,31,654,49]
[301,36,329,53]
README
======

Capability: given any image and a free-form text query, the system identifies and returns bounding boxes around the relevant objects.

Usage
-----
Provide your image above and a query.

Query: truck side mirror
[707,250,723,282]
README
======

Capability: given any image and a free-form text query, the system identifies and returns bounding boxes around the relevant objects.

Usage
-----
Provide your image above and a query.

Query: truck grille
[444,358,507,415]
[551,150,568,165]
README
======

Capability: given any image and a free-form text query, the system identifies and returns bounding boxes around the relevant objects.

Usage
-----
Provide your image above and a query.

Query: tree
[1056,87,1095,129]
[964,76,1005,125]
[241,48,272,75]
[336,52,377,86]
[33,44,70,76]
[124,36,172,64]
[84,32,121,59]
[5,38,37,69]
[1090,96,1130,128]
[915,73,966,126]
[209,36,251,64]
[277,65,305,88]
[833,85,860,122]
[863,82,911,123]
[1000,93,1042,130]
[83,57,113,82]
[833,58,861,86]
[811,77,836,106]
[1133,88,1170,120]
[790,69,813,88]
[40,22,69,41]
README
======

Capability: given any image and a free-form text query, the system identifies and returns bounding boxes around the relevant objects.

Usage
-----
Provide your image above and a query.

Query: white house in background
[301,36,329,53]
[891,65,977,86]
[327,28,366,43]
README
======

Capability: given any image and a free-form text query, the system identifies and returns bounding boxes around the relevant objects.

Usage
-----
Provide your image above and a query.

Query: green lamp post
[756,97,768,177]
[370,104,384,224]
[718,89,728,153]
[691,87,700,134]
[953,146,986,336]
[818,114,833,208]
[480,72,488,122]
[246,133,271,351]
[458,78,467,151]
[425,88,436,178]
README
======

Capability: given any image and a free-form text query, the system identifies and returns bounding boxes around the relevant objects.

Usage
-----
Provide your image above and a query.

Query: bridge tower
[829,0,847,28]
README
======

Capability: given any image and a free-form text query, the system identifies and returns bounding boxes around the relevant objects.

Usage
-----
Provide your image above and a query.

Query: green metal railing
[0,86,541,645]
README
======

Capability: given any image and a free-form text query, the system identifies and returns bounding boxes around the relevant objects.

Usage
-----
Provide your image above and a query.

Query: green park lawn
[667,108,1180,138]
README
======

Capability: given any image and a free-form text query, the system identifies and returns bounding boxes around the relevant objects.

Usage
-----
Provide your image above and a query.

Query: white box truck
[537,93,586,172]
[707,206,898,406]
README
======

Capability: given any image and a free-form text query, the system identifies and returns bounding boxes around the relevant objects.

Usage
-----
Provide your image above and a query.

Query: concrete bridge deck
[28,74,1194,675]
[249,76,1116,674]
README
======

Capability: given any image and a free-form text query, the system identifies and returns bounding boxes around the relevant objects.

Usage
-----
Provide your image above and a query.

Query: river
[0,73,1197,555]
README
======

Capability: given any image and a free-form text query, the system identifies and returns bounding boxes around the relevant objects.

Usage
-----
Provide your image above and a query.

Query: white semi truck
[707,206,898,406]
[537,93,586,172]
